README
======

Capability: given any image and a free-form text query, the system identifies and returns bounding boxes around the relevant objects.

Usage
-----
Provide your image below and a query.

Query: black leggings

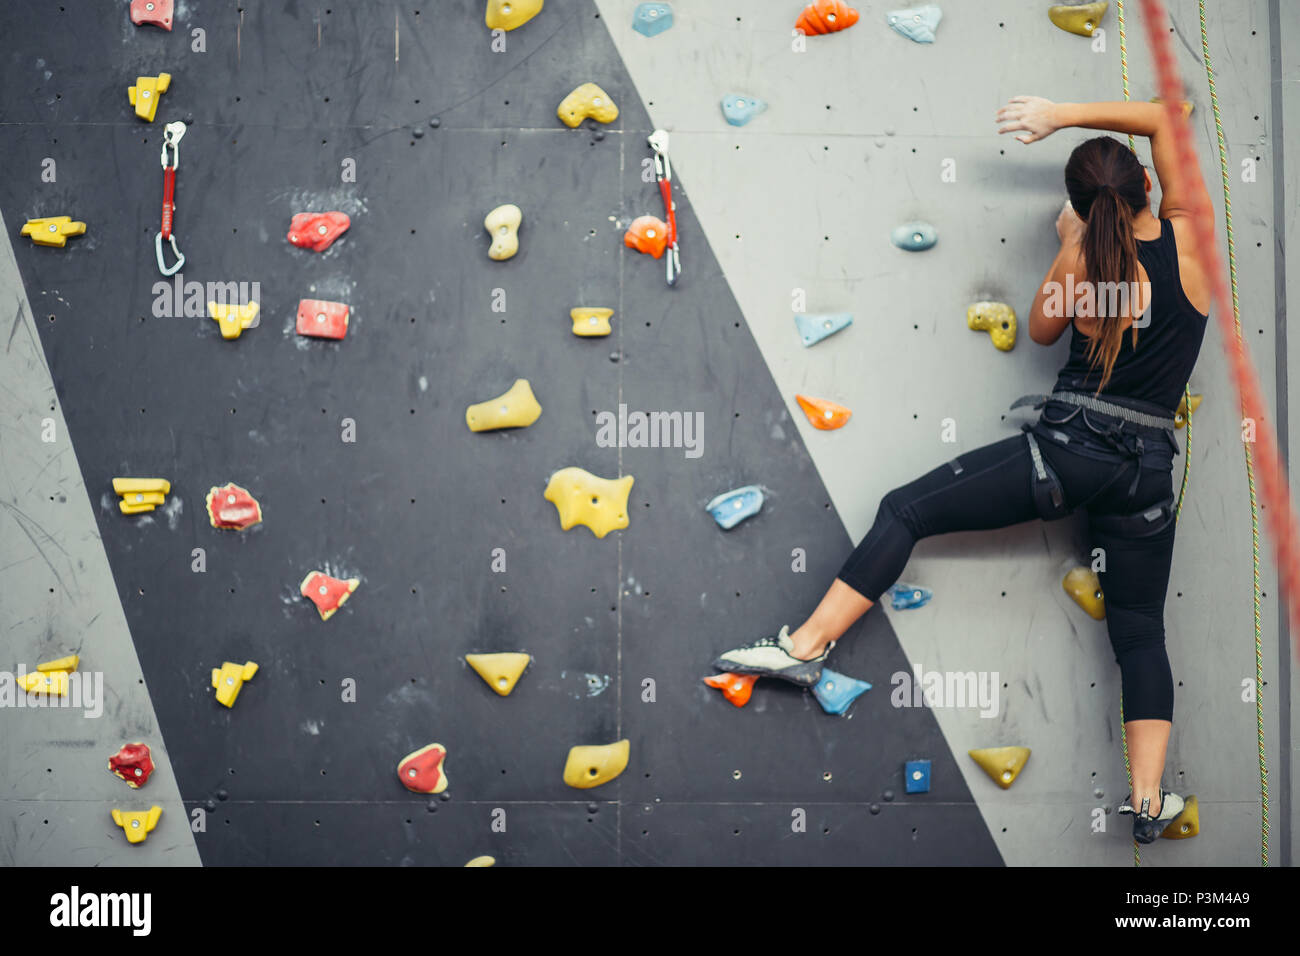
[838,414,1178,722]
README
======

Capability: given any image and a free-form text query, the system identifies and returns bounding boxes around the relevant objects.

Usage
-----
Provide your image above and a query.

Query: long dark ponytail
[1064,136,1148,392]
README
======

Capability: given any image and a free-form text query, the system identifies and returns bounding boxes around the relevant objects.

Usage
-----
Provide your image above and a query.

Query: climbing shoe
[711,626,832,687]
[1118,790,1185,844]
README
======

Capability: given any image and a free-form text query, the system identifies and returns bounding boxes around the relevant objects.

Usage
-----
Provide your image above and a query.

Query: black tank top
[1052,218,1208,414]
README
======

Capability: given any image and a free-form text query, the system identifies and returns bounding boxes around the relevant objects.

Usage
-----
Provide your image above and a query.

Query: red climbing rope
[1138,0,1300,655]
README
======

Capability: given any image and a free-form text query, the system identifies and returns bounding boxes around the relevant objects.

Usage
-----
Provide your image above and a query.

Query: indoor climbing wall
[0,0,1293,867]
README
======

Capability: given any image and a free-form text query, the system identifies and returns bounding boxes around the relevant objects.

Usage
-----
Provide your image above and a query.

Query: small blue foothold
[633,3,674,37]
[891,221,938,251]
[888,582,932,610]
[813,668,871,716]
[794,312,853,347]
[705,485,764,530]
[721,94,767,127]
[886,5,943,43]
[905,759,931,793]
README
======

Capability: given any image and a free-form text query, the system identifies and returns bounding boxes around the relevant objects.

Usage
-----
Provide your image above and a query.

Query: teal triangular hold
[794,312,853,347]
[813,668,871,715]
[886,5,943,43]
[721,94,767,127]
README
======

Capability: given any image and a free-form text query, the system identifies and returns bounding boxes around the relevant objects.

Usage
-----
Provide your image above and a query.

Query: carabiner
[155,121,187,276]
[647,129,680,286]
[155,231,184,275]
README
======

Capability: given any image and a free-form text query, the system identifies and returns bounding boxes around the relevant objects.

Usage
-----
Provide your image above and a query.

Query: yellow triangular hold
[207,301,260,340]
[1048,2,1107,37]
[570,307,613,337]
[465,379,542,432]
[20,216,87,248]
[112,806,162,844]
[969,746,1031,789]
[1161,794,1200,839]
[563,739,630,789]
[485,0,543,31]
[465,855,496,867]
[544,467,634,538]
[465,653,531,696]
[1063,566,1105,620]
[17,655,80,697]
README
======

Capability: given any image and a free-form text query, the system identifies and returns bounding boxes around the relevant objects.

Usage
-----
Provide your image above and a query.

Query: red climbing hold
[206,482,263,530]
[398,743,448,794]
[795,0,859,35]
[287,212,351,252]
[300,571,360,621]
[624,215,669,259]
[704,672,758,707]
[296,299,350,340]
[108,742,155,789]
[130,0,173,30]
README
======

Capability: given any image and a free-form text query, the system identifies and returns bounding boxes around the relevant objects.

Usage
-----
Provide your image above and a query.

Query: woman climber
[712,97,1212,846]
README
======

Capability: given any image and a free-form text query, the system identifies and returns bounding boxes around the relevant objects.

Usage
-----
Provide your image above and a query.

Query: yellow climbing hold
[16,654,80,697]
[563,739,630,789]
[1063,566,1105,620]
[557,82,618,128]
[571,307,614,337]
[1161,794,1200,839]
[127,72,171,121]
[20,216,86,248]
[465,855,497,866]
[465,379,542,432]
[485,0,542,31]
[212,660,259,708]
[112,806,162,844]
[1048,2,1107,37]
[967,301,1016,351]
[113,477,171,515]
[543,467,634,538]
[207,300,260,340]
[1174,392,1202,429]
[466,652,531,696]
[484,204,522,261]
[1151,96,1194,119]
[969,746,1031,789]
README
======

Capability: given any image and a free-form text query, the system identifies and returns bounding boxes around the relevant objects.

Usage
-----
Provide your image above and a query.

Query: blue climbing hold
[905,759,931,793]
[886,5,942,43]
[721,94,767,127]
[891,221,937,251]
[633,3,674,37]
[813,669,872,716]
[888,582,932,610]
[794,312,853,347]
[705,485,764,530]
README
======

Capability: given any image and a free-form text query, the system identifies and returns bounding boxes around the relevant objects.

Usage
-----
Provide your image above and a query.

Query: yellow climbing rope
[1116,0,1268,867]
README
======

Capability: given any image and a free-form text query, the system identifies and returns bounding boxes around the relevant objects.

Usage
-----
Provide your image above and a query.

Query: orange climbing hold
[300,571,360,621]
[704,672,758,707]
[795,394,852,430]
[624,216,669,259]
[795,0,859,35]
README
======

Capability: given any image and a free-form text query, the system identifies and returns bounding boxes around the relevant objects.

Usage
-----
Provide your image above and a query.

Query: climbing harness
[647,129,680,286]
[1012,391,1178,434]
[1023,430,1067,521]
[155,120,186,276]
